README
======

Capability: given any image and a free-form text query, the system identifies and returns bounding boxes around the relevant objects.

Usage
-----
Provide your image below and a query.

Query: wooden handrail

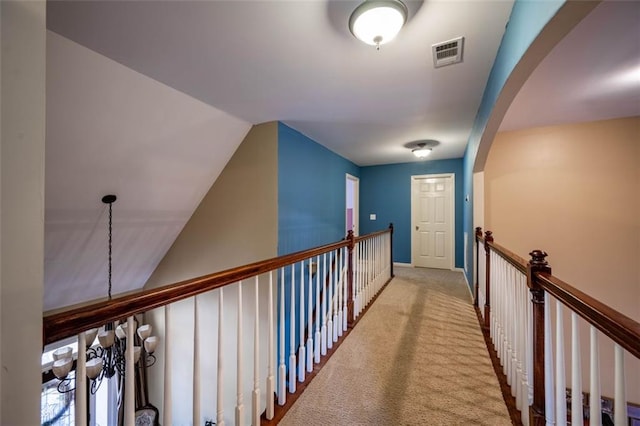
[487,240,528,273]
[43,229,390,346]
[474,228,527,273]
[535,271,640,358]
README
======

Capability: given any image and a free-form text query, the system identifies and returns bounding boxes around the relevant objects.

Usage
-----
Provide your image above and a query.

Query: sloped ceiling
[45,32,250,310]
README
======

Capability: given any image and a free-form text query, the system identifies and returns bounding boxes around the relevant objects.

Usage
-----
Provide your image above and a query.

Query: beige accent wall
[144,122,278,423]
[484,116,639,402]
[1,1,46,423]
[145,121,278,287]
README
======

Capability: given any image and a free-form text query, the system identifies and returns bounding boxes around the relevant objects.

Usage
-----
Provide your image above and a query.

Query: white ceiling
[500,1,640,131]
[47,0,514,165]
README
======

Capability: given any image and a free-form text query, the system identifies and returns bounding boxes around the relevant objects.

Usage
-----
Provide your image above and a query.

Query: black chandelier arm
[143,353,156,368]
[56,377,75,394]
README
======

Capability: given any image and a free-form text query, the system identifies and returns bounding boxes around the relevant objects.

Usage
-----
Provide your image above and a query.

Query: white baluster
[193,297,201,426]
[76,331,87,426]
[333,250,339,342]
[544,293,555,426]
[614,344,627,426]
[217,289,225,426]
[278,269,286,405]
[321,253,328,356]
[289,264,297,393]
[314,255,321,364]
[266,273,275,420]
[589,326,601,426]
[298,260,306,382]
[252,276,261,426]
[125,316,135,426]
[306,259,314,373]
[236,281,245,426]
[327,252,334,350]
[164,305,173,425]
[571,313,583,426]
[555,300,567,426]
[342,247,348,332]
[337,248,344,337]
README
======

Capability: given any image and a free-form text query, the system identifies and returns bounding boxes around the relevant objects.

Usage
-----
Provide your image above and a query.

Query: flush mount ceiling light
[412,143,432,159]
[349,0,408,50]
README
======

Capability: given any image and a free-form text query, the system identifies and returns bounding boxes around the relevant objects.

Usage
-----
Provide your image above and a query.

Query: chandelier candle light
[349,0,408,50]
[51,194,158,394]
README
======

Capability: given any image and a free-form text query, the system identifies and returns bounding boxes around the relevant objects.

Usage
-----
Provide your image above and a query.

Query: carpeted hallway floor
[278,266,512,426]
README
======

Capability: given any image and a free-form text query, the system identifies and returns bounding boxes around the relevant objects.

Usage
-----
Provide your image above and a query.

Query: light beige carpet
[278,266,512,426]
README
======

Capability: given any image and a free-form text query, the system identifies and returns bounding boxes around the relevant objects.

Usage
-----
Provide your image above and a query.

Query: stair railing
[43,224,393,426]
[475,228,640,426]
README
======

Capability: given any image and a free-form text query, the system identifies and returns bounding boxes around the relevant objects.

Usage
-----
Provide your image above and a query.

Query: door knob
[415,226,419,230]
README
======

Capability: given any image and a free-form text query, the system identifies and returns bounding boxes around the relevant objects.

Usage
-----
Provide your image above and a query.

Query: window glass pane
[41,372,75,426]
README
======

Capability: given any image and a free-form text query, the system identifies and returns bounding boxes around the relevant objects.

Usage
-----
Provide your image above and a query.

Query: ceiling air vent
[432,36,464,68]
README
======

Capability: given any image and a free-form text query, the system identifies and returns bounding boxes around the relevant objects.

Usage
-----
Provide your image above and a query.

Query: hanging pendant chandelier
[51,194,158,394]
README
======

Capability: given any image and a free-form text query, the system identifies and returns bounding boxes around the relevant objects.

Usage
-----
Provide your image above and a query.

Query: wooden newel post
[483,230,493,328]
[527,249,551,426]
[474,227,482,307]
[389,223,394,278]
[346,230,355,328]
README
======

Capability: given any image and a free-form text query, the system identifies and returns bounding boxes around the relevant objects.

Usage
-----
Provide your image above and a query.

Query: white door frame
[410,173,455,270]
[346,174,359,236]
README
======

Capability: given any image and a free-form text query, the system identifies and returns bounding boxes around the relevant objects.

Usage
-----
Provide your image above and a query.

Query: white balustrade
[571,312,583,426]
[193,297,201,425]
[321,253,328,356]
[164,304,173,425]
[266,274,275,420]
[314,255,321,364]
[217,289,225,426]
[43,229,394,426]
[278,268,286,406]
[306,260,314,373]
[589,326,601,426]
[252,276,261,426]
[236,281,244,426]
[76,331,87,426]
[298,261,306,382]
[614,344,627,426]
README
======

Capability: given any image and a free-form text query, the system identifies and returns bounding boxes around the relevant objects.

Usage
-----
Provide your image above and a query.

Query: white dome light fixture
[412,143,432,159]
[349,0,408,50]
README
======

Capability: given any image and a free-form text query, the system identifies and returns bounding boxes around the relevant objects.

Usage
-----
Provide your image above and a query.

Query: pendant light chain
[108,200,113,300]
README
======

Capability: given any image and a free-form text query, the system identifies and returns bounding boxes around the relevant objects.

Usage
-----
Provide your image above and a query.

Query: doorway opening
[346,174,359,236]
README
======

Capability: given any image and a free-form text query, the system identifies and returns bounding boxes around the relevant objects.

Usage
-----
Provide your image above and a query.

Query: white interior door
[412,175,454,269]
[346,174,359,236]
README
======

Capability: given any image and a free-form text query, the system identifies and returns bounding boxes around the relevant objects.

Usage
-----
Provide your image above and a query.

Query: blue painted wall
[278,122,360,255]
[277,122,359,380]
[359,159,464,268]
[462,0,564,285]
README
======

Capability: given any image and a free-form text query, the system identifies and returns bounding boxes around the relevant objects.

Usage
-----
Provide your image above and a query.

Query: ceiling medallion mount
[349,0,408,50]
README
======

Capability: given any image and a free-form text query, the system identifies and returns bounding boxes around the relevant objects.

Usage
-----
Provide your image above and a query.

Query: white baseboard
[458,268,474,302]
[393,262,412,268]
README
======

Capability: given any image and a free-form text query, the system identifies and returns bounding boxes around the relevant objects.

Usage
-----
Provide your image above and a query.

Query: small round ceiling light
[349,0,408,50]
[412,143,432,159]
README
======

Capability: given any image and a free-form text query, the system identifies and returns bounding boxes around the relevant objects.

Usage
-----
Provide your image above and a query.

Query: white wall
[0,1,46,424]
[145,122,278,425]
